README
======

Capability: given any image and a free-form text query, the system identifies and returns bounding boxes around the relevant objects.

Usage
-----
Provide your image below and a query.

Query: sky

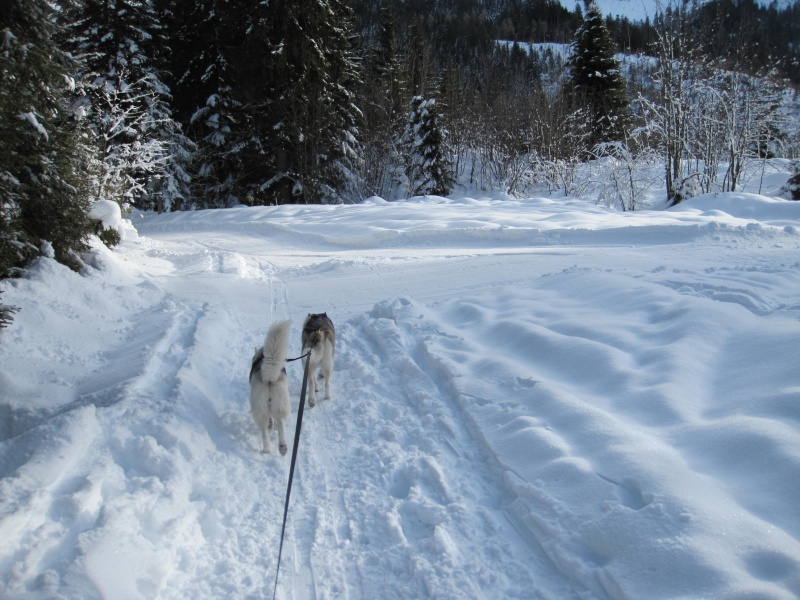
[1,163,799,599]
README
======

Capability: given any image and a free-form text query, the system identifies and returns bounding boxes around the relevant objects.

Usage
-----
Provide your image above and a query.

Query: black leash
[285,352,309,363]
[273,350,311,600]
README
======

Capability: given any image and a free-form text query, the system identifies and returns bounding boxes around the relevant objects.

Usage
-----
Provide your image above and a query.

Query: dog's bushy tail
[260,319,291,382]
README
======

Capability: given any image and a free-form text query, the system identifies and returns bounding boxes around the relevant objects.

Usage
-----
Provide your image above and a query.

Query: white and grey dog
[301,313,335,407]
[249,320,292,455]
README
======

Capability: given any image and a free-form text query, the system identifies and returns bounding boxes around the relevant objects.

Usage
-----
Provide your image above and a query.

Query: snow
[2,182,800,599]
[89,199,123,228]
[89,200,138,244]
[18,112,49,140]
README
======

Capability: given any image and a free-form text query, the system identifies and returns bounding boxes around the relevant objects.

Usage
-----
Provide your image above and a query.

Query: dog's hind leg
[321,343,334,400]
[270,377,291,456]
[261,429,272,454]
[305,354,318,407]
[322,364,332,399]
[250,385,271,453]
[254,412,270,453]
[275,418,288,456]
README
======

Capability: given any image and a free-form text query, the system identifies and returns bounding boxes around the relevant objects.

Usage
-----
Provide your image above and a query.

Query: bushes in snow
[783,163,800,200]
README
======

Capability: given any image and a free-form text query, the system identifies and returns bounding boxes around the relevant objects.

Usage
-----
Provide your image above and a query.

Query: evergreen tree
[402,96,454,197]
[162,0,246,207]
[1,0,93,276]
[239,0,362,204]
[784,162,800,201]
[361,1,407,197]
[1,289,18,329]
[64,0,191,211]
[568,0,630,147]
[405,18,436,98]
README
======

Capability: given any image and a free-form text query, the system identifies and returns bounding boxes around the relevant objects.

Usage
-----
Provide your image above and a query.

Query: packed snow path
[1,194,800,599]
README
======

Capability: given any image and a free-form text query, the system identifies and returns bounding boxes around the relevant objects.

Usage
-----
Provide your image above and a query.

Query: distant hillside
[353,0,800,84]
[590,0,797,20]
[588,0,655,21]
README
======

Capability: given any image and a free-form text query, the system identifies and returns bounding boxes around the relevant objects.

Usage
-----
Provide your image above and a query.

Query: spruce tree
[568,0,630,147]
[1,289,18,329]
[784,162,800,201]
[361,1,406,198]
[162,0,247,207]
[64,0,191,211]
[241,0,362,204]
[374,2,405,123]
[1,0,93,276]
[402,96,454,197]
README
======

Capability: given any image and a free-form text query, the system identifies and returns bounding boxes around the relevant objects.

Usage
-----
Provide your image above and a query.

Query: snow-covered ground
[2,180,800,599]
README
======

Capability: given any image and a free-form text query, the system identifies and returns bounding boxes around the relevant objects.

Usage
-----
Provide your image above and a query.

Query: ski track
[0,288,294,599]
[271,306,589,600]
[0,297,207,598]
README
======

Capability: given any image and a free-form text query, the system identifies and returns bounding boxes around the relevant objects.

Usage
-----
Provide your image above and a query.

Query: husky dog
[301,313,335,407]
[249,320,292,454]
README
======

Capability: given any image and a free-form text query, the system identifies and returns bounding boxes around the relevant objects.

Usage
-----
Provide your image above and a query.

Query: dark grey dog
[301,313,335,407]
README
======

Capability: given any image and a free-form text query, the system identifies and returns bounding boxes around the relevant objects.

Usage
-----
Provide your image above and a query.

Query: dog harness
[250,349,263,381]
[249,349,286,381]
[304,313,333,333]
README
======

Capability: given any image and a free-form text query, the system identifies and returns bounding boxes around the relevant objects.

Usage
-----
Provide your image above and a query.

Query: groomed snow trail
[281,304,586,599]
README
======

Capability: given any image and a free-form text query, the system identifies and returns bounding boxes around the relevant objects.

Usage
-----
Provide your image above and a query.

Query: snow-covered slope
[2,188,800,599]
[589,0,796,21]
[592,0,657,20]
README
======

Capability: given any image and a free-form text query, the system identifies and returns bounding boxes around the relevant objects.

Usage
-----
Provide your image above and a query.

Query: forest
[1,0,799,283]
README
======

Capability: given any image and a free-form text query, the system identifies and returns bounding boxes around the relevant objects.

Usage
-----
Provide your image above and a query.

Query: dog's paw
[279,444,287,456]
[308,399,316,408]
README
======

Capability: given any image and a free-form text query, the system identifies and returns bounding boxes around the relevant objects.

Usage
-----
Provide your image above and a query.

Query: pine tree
[1,288,18,329]
[361,1,406,198]
[402,96,454,197]
[238,0,363,204]
[568,0,630,147]
[784,162,800,201]
[64,0,191,211]
[1,0,93,276]
[374,2,405,123]
[162,0,247,207]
